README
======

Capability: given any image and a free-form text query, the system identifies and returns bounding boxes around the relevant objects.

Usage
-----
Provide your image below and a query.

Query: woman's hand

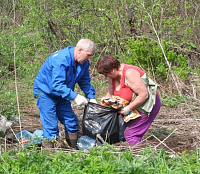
[118,105,131,115]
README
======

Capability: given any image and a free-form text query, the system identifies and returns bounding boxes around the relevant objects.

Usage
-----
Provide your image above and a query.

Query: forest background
[0,0,200,173]
[1,0,200,117]
[0,0,199,116]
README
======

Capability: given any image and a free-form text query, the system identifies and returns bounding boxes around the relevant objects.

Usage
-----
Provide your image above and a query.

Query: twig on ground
[96,134,105,144]
[153,134,176,154]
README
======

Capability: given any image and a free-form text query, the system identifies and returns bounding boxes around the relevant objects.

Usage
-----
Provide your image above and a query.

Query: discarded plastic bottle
[77,135,101,150]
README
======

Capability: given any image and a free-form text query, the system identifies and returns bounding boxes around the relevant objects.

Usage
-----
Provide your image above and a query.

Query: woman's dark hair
[96,55,120,75]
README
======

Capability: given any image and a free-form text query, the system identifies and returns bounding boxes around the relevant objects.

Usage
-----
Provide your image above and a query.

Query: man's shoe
[65,133,78,148]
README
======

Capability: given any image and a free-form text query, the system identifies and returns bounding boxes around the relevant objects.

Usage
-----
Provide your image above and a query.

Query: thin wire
[13,0,24,149]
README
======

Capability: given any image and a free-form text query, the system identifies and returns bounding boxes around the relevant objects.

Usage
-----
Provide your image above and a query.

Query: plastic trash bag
[82,102,120,144]
[15,130,43,146]
[0,116,7,136]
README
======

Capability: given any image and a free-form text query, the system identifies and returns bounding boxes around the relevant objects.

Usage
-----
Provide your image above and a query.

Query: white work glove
[74,94,88,107]
[89,99,97,103]
[121,105,131,115]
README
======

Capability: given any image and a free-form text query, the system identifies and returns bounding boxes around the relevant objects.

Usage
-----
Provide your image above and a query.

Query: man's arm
[78,64,96,99]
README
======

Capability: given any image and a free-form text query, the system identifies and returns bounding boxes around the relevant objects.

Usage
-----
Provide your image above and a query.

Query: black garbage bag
[82,102,120,144]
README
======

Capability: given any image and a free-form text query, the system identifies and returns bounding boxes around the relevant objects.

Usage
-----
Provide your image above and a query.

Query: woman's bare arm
[125,69,148,110]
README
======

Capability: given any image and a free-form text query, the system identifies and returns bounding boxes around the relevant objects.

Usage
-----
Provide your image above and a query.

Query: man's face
[77,48,94,64]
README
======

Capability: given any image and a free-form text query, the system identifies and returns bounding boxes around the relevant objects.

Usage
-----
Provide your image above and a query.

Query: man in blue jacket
[33,39,97,148]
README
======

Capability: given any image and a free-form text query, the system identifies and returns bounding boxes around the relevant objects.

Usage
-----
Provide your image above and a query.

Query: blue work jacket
[33,46,96,101]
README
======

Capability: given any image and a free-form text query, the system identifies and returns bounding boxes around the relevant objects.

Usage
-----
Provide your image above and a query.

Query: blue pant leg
[36,92,59,139]
[57,99,79,133]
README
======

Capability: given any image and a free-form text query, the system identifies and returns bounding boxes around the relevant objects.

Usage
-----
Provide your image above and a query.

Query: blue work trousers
[36,92,78,139]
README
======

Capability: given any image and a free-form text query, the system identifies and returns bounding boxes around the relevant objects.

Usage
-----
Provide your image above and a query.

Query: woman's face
[104,69,118,79]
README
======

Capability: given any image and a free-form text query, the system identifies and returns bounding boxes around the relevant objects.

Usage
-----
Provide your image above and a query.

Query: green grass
[1,144,200,174]
[161,94,187,107]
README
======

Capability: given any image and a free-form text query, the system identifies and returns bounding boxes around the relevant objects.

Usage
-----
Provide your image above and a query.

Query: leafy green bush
[123,38,189,80]
[161,93,187,107]
[0,0,199,116]
[1,145,200,173]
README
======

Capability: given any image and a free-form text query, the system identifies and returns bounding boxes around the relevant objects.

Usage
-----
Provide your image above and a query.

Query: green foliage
[124,38,189,80]
[161,94,187,107]
[1,145,200,173]
[0,0,199,116]
[0,1,199,171]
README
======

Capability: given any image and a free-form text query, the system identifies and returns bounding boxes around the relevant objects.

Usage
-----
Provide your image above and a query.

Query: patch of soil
[2,99,200,155]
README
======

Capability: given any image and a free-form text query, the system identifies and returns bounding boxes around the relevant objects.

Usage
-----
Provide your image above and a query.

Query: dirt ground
[3,97,200,155]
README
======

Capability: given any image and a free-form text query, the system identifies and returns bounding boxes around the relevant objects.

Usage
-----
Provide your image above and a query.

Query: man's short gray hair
[76,39,95,51]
